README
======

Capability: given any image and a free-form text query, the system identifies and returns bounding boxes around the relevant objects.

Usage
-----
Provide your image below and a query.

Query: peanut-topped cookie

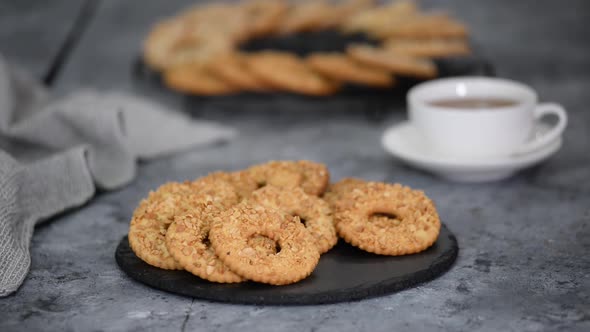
[334,182,441,256]
[210,203,320,285]
[251,186,337,254]
[165,203,244,283]
[166,205,279,283]
[324,178,408,227]
[128,180,238,269]
[322,177,367,207]
[127,161,443,286]
[200,171,259,201]
[246,160,330,196]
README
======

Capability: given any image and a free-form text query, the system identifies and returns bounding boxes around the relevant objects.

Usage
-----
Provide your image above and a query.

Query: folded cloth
[0,54,237,296]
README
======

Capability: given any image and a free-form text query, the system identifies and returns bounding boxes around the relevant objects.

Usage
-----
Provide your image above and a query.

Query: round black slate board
[115,224,458,305]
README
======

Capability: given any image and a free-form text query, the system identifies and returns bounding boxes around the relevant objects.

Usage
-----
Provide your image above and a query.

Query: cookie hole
[294,215,307,227]
[370,212,399,219]
[247,235,279,255]
[160,222,173,235]
[202,236,211,247]
[369,213,401,226]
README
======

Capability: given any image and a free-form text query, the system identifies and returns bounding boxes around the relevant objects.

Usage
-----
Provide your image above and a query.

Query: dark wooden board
[115,224,458,305]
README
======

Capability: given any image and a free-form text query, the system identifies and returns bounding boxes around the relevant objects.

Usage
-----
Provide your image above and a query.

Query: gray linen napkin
[0,55,236,296]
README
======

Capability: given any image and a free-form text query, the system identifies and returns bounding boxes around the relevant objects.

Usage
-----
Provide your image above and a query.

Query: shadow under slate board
[133,30,495,120]
[115,224,458,305]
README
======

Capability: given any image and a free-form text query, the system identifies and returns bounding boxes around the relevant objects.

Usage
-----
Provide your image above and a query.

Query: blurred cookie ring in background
[210,203,320,285]
[318,0,376,29]
[334,182,441,256]
[382,38,470,58]
[246,51,340,96]
[179,2,252,43]
[306,52,395,88]
[251,186,337,254]
[163,62,239,95]
[143,18,186,71]
[347,44,438,79]
[144,17,235,71]
[378,13,468,39]
[207,53,271,92]
[278,0,332,35]
[246,160,330,196]
[339,0,417,35]
[142,0,473,96]
[241,0,289,37]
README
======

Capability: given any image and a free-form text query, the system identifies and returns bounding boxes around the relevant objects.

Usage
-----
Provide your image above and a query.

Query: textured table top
[1,0,589,331]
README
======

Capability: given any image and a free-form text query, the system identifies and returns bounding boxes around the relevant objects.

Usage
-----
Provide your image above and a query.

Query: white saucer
[381,121,562,182]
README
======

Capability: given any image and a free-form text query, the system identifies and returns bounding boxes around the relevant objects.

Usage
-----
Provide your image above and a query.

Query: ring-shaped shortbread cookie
[129,179,238,269]
[246,160,330,196]
[210,203,320,285]
[334,182,440,256]
[251,186,337,254]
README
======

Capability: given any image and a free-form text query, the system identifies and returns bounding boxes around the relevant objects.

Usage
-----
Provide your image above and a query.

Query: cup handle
[512,103,567,156]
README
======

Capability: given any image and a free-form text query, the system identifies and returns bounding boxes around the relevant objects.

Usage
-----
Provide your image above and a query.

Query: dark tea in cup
[428,97,519,109]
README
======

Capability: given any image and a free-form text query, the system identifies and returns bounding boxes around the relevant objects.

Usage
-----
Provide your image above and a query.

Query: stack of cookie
[143,0,471,96]
[128,161,441,285]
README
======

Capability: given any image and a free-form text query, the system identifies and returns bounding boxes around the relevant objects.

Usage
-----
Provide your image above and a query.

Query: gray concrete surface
[1,0,589,331]
[0,0,86,80]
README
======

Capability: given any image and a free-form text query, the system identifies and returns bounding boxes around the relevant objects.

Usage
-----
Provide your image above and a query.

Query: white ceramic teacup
[408,77,567,158]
